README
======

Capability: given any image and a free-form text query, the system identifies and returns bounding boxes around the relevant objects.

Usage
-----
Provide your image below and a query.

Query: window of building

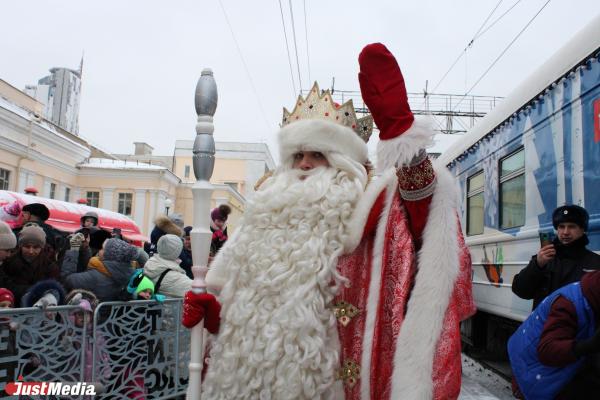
[466,171,484,236]
[64,187,71,202]
[184,165,190,178]
[49,183,56,199]
[87,191,100,208]
[118,193,133,216]
[0,168,9,190]
[499,148,525,229]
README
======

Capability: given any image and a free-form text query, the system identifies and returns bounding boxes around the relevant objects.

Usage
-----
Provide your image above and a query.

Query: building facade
[0,77,274,237]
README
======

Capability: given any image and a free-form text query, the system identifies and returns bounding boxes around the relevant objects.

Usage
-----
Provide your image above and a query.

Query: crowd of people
[0,202,232,310]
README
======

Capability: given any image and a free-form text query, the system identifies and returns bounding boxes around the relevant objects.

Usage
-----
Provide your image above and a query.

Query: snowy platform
[459,355,513,399]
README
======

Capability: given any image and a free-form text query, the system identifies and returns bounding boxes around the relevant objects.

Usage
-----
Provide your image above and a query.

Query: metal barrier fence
[0,299,190,399]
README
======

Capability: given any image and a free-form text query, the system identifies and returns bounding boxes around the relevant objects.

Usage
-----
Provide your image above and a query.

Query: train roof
[437,14,600,167]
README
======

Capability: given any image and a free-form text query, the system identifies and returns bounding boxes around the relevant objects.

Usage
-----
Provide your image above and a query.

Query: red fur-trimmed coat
[336,165,475,400]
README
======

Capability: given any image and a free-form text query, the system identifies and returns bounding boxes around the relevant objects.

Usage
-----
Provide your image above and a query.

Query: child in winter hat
[0,288,15,308]
[157,234,183,261]
[103,238,138,263]
[127,269,165,302]
[21,279,65,308]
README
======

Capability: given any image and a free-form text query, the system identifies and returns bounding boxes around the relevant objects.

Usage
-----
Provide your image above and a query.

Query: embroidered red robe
[335,164,475,400]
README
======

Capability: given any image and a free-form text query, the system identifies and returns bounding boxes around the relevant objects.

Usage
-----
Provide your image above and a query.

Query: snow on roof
[0,95,89,152]
[437,13,600,166]
[80,158,167,170]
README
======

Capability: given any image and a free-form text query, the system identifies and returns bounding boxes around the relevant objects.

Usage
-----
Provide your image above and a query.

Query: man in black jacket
[512,204,600,310]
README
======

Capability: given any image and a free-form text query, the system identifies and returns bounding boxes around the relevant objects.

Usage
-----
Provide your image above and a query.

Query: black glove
[574,328,600,357]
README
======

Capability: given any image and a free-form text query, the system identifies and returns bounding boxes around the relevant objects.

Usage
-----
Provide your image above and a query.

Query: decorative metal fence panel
[0,299,189,399]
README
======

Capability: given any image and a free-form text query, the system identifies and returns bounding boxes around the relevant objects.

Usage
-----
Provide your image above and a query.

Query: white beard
[202,167,363,399]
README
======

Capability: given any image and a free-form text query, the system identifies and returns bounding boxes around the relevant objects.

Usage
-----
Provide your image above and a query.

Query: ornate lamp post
[186,68,217,399]
[164,198,173,215]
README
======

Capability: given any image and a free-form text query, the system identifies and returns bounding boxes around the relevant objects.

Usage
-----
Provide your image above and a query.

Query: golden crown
[282,82,374,142]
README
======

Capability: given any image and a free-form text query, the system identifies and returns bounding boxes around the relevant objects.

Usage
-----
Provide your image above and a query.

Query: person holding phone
[512,205,600,310]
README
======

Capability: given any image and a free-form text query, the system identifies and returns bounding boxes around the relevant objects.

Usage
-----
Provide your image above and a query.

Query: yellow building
[0,78,274,236]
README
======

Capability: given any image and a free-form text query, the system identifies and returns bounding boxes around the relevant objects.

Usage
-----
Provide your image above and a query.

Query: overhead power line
[303,0,311,84]
[288,0,303,93]
[451,0,552,112]
[278,0,297,98]
[430,0,504,95]
[474,0,525,41]
[218,0,270,129]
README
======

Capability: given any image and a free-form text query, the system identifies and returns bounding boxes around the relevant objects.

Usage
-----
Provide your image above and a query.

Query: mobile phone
[539,231,555,247]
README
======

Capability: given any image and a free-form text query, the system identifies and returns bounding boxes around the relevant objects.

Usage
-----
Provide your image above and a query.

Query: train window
[467,171,484,236]
[499,148,525,229]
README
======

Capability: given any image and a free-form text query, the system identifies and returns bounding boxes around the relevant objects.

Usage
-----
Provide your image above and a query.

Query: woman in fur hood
[144,214,184,257]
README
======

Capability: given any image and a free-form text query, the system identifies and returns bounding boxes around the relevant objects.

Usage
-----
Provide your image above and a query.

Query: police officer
[512,204,600,309]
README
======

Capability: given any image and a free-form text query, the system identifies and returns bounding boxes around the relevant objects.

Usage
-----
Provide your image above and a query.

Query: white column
[73,187,82,203]
[43,178,52,198]
[147,190,158,232]
[102,188,115,211]
[134,189,146,228]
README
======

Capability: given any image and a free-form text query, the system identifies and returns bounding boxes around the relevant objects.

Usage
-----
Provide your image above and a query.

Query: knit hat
[103,238,138,263]
[3,201,21,217]
[552,205,589,231]
[0,220,17,250]
[21,279,66,308]
[22,203,50,221]
[135,276,155,296]
[18,225,46,247]
[157,234,183,261]
[183,226,192,238]
[211,205,232,222]
[0,288,15,306]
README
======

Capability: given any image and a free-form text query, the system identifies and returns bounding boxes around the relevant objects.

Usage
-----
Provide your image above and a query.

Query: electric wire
[430,0,504,95]
[288,0,303,93]
[303,0,311,84]
[278,0,297,98]
[451,0,552,112]
[474,0,525,41]
[218,0,271,129]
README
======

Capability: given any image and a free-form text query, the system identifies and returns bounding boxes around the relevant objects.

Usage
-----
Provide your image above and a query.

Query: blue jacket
[508,282,596,400]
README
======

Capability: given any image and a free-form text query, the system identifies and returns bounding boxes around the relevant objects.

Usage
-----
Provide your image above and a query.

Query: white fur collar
[343,168,397,253]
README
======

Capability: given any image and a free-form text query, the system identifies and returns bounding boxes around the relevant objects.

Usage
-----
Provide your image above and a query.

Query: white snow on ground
[460,354,514,400]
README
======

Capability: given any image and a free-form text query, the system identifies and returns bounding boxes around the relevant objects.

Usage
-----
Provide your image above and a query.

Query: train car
[0,190,147,245]
[437,15,600,356]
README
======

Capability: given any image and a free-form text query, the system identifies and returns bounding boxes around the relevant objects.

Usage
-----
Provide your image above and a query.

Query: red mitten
[181,291,221,334]
[358,43,414,140]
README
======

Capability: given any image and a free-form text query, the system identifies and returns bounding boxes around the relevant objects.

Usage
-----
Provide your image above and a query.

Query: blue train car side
[437,16,600,354]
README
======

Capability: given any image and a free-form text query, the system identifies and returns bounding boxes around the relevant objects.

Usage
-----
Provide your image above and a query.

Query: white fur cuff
[376,117,435,172]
